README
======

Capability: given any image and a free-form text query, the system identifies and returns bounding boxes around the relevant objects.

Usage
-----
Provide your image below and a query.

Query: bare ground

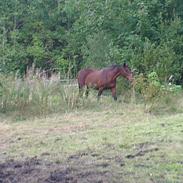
[0,149,125,183]
[0,143,171,183]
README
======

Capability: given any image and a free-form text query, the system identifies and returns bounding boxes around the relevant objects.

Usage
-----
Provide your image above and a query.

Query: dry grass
[0,68,81,119]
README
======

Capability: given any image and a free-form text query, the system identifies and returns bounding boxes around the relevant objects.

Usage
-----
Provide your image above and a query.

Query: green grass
[0,100,183,182]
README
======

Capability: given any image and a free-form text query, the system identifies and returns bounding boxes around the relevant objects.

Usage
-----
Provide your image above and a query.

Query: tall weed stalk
[0,68,80,119]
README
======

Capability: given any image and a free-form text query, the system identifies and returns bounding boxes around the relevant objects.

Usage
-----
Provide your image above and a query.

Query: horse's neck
[111,68,121,81]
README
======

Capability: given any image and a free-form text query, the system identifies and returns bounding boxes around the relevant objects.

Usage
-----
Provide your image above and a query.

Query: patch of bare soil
[0,142,161,183]
[0,150,124,183]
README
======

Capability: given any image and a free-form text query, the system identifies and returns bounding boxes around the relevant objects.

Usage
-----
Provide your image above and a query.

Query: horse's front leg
[111,87,117,101]
[85,86,89,98]
[97,88,104,101]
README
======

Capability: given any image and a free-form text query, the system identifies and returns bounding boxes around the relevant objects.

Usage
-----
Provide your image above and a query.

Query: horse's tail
[77,69,94,89]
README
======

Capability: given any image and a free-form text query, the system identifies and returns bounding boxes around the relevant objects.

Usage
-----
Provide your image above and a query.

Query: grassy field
[0,97,183,183]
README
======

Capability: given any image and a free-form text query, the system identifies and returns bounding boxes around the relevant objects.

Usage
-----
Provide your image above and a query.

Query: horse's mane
[107,64,121,70]
[99,64,127,71]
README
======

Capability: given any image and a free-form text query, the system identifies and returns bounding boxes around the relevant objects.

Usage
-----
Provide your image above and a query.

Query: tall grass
[0,68,80,119]
[0,68,183,120]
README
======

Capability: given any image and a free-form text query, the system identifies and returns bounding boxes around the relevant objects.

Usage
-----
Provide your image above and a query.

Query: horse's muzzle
[127,75,133,82]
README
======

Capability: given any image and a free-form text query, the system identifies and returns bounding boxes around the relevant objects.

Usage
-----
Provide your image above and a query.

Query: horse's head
[120,63,133,82]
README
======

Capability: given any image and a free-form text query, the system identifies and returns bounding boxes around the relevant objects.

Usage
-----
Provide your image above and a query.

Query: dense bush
[0,0,183,84]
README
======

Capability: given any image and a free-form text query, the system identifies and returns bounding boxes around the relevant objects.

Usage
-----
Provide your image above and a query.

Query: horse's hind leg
[78,84,90,99]
[79,85,84,97]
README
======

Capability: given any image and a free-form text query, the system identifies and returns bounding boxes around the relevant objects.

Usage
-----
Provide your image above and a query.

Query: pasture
[1,0,183,182]
[0,94,183,183]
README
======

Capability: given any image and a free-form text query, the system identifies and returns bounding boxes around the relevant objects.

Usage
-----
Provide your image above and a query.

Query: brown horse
[77,63,133,100]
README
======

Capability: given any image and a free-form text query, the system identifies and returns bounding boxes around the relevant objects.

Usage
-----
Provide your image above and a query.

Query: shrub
[134,72,183,113]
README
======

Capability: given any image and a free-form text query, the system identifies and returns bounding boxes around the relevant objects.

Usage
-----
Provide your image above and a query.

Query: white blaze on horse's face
[128,74,133,82]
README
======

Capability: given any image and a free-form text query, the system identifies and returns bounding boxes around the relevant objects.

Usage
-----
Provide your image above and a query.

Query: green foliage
[82,32,112,67]
[0,0,183,83]
[134,72,161,105]
[134,71,183,113]
[166,84,182,93]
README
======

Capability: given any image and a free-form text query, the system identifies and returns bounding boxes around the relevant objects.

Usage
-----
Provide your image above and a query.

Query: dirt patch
[46,168,76,183]
[0,157,46,183]
[0,150,124,183]
[0,142,162,183]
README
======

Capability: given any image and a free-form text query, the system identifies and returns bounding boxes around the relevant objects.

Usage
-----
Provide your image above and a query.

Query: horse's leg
[79,85,84,97]
[97,88,104,101]
[85,86,89,98]
[111,87,117,101]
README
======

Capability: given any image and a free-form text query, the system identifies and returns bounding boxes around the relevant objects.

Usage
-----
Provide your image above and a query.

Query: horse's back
[77,69,94,88]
